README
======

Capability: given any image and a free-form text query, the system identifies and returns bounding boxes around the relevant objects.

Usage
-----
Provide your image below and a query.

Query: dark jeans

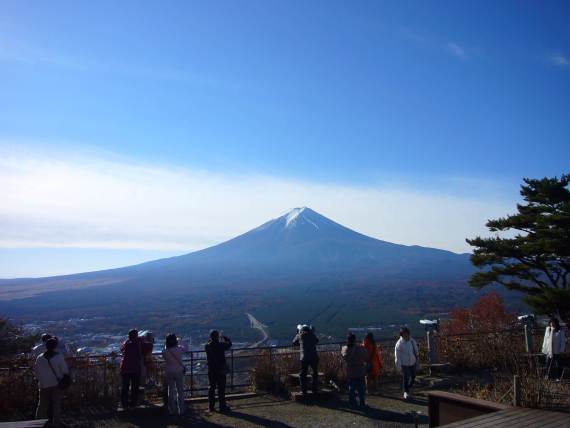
[208,370,227,410]
[121,372,140,408]
[402,365,416,394]
[348,377,365,406]
[300,358,319,394]
[547,354,562,379]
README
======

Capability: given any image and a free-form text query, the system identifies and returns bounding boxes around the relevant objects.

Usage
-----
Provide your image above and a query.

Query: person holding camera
[395,326,419,400]
[162,333,187,416]
[120,329,143,409]
[205,330,232,412]
[292,324,319,395]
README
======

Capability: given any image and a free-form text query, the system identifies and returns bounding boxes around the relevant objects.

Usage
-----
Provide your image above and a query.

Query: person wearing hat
[205,330,232,412]
[34,337,69,425]
[292,325,319,395]
[32,334,67,358]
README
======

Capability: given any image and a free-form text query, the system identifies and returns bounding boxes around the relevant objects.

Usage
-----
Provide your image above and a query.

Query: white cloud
[446,42,466,59]
[547,52,570,67]
[0,147,515,254]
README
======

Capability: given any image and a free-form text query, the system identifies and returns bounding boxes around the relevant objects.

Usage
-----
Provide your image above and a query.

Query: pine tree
[0,318,39,357]
[466,175,570,325]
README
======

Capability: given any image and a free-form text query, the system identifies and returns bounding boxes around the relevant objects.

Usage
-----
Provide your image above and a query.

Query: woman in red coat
[363,332,382,393]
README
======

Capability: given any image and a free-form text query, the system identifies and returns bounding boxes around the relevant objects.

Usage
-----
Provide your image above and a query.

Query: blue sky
[1,1,569,277]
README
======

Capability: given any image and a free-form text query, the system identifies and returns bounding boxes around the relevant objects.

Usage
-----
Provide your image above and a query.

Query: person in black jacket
[292,325,319,395]
[205,330,232,412]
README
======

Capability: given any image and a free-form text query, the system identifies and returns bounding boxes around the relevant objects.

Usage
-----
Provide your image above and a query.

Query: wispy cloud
[0,38,228,87]
[399,27,470,60]
[0,145,514,254]
[446,42,467,60]
[547,52,570,67]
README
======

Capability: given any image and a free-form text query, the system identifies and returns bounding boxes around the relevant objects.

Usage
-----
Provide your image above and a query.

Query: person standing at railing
[205,330,232,412]
[120,329,142,410]
[292,324,319,396]
[363,332,382,393]
[162,333,187,416]
[139,331,155,400]
[395,326,419,400]
[32,333,67,358]
[342,333,368,408]
[34,337,69,425]
[542,317,566,381]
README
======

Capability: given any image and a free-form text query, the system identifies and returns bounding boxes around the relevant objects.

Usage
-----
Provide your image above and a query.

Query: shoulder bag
[46,355,72,390]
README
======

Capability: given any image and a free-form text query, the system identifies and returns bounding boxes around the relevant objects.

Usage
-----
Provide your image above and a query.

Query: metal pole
[230,349,234,392]
[524,324,533,353]
[513,375,521,407]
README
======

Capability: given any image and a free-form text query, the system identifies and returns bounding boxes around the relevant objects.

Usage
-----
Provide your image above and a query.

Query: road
[245,313,269,347]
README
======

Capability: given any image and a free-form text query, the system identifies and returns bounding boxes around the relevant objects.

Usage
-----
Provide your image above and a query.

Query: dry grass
[249,339,426,394]
[438,330,570,411]
[460,371,570,410]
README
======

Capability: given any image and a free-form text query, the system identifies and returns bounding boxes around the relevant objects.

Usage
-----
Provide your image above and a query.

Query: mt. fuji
[1,207,472,299]
[0,208,479,338]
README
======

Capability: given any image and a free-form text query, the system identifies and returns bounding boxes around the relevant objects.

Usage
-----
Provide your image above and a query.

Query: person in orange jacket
[363,332,382,393]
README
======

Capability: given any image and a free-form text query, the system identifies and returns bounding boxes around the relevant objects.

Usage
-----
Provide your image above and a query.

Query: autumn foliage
[441,292,516,335]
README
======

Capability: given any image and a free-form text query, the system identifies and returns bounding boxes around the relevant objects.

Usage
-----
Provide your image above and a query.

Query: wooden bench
[440,407,570,427]
[427,391,510,427]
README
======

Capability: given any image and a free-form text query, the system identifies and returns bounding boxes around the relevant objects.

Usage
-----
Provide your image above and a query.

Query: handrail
[5,326,549,363]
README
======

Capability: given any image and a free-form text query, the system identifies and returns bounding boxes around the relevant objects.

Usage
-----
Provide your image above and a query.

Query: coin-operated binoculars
[517,314,535,353]
[419,319,439,368]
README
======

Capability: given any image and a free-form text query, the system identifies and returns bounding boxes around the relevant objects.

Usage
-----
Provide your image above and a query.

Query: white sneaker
[403,392,409,400]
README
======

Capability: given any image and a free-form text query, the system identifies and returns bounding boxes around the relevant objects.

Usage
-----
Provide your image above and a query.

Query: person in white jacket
[542,318,566,380]
[394,327,419,400]
[34,337,69,425]
[162,333,187,416]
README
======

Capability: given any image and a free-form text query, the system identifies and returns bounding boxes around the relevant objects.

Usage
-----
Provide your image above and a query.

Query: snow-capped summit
[284,207,320,230]
[285,207,307,227]
[252,206,345,236]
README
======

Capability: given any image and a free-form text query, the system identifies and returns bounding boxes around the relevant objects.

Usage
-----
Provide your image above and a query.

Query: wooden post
[513,375,521,407]
[103,358,108,398]
[190,351,194,397]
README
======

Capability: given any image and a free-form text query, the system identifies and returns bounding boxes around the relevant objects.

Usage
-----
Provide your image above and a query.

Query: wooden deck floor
[441,407,570,427]
[0,420,47,428]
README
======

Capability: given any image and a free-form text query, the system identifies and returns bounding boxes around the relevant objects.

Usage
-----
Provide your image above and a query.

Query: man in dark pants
[292,325,319,395]
[120,329,142,409]
[205,330,232,412]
